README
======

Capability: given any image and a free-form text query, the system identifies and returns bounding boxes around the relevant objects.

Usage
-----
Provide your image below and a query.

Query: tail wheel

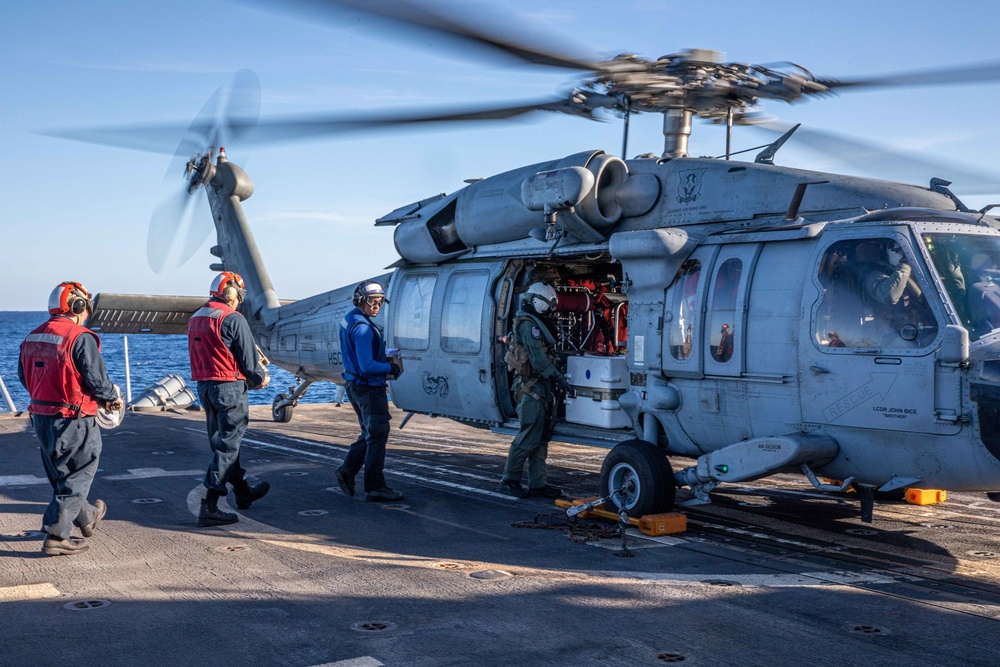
[600,439,675,516]
[272,393,293,423]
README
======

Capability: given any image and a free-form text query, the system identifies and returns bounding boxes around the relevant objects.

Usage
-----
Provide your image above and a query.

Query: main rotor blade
[42,97,575,154]
[243,98,580,144]
[747,117,1000,195]
[253,0,598,71]
[818,60,1000,91]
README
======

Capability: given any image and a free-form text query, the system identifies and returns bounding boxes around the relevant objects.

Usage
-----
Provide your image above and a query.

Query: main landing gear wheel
[600,438,675,517]
[272,394,293,423]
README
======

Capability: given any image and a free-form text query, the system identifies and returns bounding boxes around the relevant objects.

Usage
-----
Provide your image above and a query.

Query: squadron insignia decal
[421,371,450,397]
[676,169,706,204]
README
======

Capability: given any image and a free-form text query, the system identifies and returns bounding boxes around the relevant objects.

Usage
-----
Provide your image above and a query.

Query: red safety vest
[20,316,101,418]
[188,301,247,382]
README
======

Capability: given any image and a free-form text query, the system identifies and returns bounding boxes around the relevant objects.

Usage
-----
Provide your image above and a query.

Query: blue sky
[3,0,1000,310]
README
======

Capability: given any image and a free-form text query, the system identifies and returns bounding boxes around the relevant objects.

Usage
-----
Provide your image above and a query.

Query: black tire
[600,439,675,517]
[272,394,293,423]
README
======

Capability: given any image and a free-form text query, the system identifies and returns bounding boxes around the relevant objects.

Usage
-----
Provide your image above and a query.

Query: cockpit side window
[924,232,1000,342]
[709,258,741,362]
[667,259,701,361]
[815,238,936,349]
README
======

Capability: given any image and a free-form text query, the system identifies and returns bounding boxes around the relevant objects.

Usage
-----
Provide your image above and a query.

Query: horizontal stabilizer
[89,293,206,335]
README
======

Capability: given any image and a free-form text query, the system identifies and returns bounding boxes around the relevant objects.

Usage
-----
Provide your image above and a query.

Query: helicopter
[59,0,1000,523]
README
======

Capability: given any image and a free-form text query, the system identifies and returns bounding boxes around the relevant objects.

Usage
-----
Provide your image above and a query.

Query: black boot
[198,490,238,527]
[233,478,270,510]
[42,535,89,556]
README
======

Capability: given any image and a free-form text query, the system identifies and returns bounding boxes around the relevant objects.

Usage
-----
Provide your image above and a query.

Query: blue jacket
[340,307,392,386]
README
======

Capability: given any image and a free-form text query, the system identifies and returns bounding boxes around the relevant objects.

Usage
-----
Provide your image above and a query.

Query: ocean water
[0,311,340,413]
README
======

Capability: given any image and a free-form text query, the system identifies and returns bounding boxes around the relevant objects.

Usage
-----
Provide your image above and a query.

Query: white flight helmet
[523,282,558,314]
[96,385,125,430]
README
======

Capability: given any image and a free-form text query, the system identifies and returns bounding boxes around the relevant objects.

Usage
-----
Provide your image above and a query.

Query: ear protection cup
[352,282,366,307]
[70,297,88,315]
[210,272,246,302]
[223,285,241,303]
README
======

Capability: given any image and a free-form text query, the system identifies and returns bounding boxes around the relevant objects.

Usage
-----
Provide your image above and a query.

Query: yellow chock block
[638,512,687,536]
[905,488,947,505]
[556,499,686,533]
[555,497,598,518]
[587,507,640,526]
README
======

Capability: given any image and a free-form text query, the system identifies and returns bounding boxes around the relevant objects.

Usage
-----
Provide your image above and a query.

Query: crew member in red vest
[18,281,122,556]
[188,272,270,526]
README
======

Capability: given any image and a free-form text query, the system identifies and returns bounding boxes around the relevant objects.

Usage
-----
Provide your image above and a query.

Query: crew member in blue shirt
[335,281,404,502]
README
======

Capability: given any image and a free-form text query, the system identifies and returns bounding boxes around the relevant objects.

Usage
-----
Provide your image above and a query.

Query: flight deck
[2,405,1000,666]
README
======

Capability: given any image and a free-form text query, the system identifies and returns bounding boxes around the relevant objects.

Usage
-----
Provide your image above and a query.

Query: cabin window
[667,259,701,361]
[441,270,489,354]
[815,239,936,349]
[709,258,741,362]
[393,273,437,350]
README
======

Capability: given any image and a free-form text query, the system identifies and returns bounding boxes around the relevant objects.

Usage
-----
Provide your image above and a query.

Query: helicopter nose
[971,380,1000,463]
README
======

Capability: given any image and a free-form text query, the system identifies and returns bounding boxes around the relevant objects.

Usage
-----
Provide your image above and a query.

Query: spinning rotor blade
[145,70,260,273]
[236,97,593,145]
[259,0,598,71]
[148,185,206,273]
[43,69,261,156]
[41,96,595,154]
[746,116,1000,196]
[818,60,1000,91]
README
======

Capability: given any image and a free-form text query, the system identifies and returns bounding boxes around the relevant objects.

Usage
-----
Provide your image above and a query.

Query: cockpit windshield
[923,233,1000,342]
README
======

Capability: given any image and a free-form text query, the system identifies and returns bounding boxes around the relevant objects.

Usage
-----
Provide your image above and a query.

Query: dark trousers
[342,382,390,492]
[32,414,103,540]
[198,381,249,494]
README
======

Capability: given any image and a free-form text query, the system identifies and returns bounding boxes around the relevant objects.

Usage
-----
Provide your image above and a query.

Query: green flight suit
[502,310,563,489]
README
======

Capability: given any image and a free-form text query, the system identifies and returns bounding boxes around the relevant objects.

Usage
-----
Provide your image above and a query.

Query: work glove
[389,361,403,380]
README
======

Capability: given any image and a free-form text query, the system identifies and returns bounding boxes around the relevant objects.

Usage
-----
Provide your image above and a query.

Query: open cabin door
[386,263,504,423]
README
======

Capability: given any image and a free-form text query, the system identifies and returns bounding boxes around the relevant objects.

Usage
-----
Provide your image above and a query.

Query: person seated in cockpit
[856,240,910,309]
[968,259,1000,335]
[846,240,919,346]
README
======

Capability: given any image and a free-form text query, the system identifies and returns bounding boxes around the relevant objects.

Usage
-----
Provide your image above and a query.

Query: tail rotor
[147,70,260,273]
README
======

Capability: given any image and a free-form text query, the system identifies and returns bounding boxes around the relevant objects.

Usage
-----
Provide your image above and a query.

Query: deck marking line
[103,468,204,481]
[241,439,516,500]
[0,583,61,602]
[584,569,908,587]
[309,659,384,667]
[390,506,513,540]
[0,475,50,487]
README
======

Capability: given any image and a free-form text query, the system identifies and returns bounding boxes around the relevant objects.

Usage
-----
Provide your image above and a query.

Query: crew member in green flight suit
[498,282,572,499]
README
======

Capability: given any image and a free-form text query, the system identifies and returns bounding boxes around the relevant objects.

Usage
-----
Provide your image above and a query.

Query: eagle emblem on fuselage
[676,169,706,204]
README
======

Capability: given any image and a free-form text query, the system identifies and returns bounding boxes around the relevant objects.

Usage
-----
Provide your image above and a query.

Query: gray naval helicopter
[67,1,1000,522]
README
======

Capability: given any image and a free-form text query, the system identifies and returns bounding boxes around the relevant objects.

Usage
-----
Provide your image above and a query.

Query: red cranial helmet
[48,281,93,316]
[210,271,246,302]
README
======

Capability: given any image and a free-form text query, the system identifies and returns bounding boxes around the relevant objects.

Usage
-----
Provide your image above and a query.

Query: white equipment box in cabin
[564,355,631,429]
